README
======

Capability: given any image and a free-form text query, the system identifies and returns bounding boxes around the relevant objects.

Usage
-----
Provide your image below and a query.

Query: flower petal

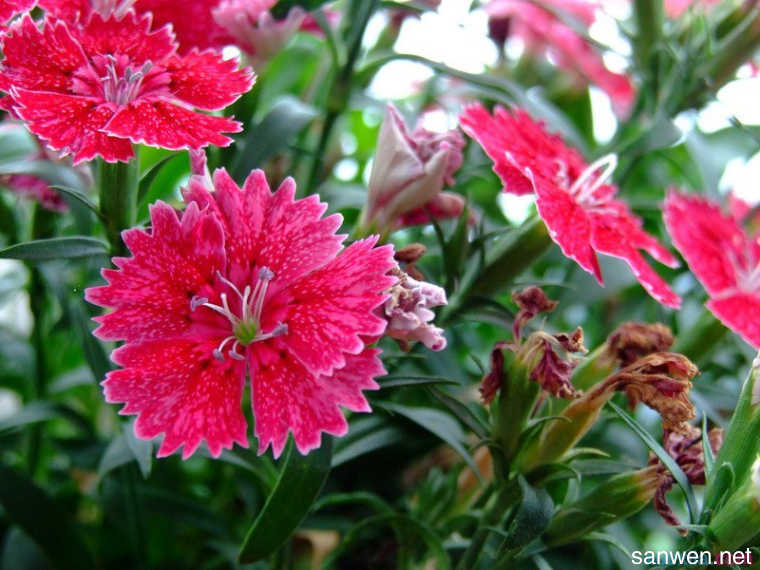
[13,89,133,164]
[74,10,176,66]
[0,0,34,23]
[167,48,254,111]
[590,209,682,308]
[664,190,745,296]
[183,169,346,290]
[276,237,396,376]
[85,201,227,342]
[105,99,241,150]
[707,293,760,349]
[251,346,383,458]
[106,340,248,459]
[532,170,601,282]
[134,0,232,53]
[0,15,86,94]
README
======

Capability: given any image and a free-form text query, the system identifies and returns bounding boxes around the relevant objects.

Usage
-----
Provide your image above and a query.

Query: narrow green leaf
[137,155,176,206]
[583,532,631,558]
[428,387,490,439]
[331,426,404,467]
[378,402,482,481]
[323,514,450,569]
[232,96,318,179]
[609,401,697,522]
[271,0,333,18]
[312,491,394,515]
[702,413,715,478]
[238,437,332,563]
[379,375,459,389]
[0,465,95,570]
[51,186,101,217]
[0,237,108,261]
[69,300,111,384]
[124,420,152,478]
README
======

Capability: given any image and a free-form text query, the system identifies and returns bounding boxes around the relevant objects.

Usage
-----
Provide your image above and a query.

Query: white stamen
[188,267,287,361]
[569,154,618,204]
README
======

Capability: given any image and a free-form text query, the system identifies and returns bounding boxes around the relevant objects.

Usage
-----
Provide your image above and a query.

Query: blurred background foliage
[1,0,760,568]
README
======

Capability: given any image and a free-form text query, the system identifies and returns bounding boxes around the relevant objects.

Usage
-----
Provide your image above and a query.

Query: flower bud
[709,456,760,550]
[213,0,305,63]
[379,267,447,351]
[544,466,665,546]
[704,353,760,513]
[491,329,585,468]
[360,104,464,237]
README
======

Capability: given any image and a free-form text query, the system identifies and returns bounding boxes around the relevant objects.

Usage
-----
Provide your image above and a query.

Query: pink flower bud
[363,104,465,235]
[212,0,305,62]
[380,267,448,351]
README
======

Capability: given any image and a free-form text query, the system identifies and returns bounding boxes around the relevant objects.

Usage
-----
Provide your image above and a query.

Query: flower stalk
[98,156,139,256]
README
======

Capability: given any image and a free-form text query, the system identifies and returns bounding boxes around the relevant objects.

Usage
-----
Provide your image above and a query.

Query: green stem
[98,156,139,256]
[26,206,55,477]
[633,0,664,71]
[122,465,146,566]
[304,0,379,194]
[456,480,520,570]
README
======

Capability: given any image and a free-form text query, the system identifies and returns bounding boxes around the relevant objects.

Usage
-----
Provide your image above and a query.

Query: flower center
[190,267,288,361]
[566,153,618,208]
[101,59,153,106]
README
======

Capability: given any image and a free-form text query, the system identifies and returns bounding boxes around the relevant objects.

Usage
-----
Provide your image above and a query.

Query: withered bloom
[512,286,559,341]
[651,424,724,531]
[520,328,586,400]
[480,345,505,405]
[605,322,675,368]
[614,353,698,433]
[521,352,698,470]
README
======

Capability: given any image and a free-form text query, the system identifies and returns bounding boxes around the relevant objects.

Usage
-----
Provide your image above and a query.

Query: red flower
[664,190,760,348]
[460,104,680,308]
[485,0,635,115]
[85,169,396,458]
[0,12,253,164]
[0,0,34,23]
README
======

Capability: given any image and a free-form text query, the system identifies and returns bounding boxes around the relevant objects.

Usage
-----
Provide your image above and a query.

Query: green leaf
[702,413,715,478]
[232,96,317,179]
[271,0,333,18]
[137,154,176,206]
[0,464,95,570]
[312,491,394,515]
[428,387,490,439]
[69,300,111,384]
[238,437,332,563]
[377,402,482,481]
[500,477,554,551]
[609,401,697,522]
[0,237,108,261]
[0,402,92,435]
[124,420,152,478]
[323,514,450,569]
[50,186,101,217]
[331,425,404,467]
[379,375,460,389]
